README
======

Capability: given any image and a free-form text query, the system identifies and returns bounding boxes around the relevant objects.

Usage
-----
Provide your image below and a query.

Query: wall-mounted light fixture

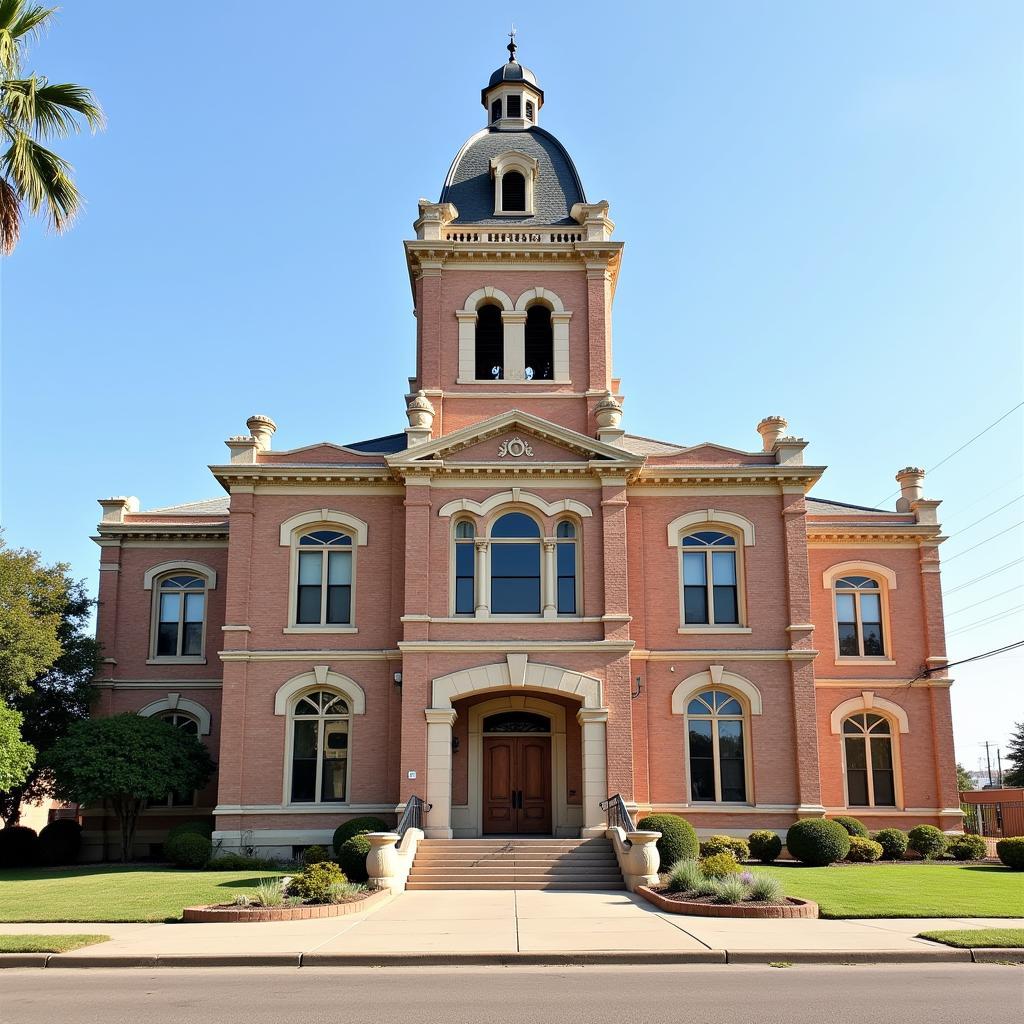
[393,672,403,687]
[451,736,460,754]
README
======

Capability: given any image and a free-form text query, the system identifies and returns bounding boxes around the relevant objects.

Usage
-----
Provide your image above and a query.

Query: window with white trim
[843,712,895,806]
[490,512,542,614]
[454,520,476,615]
[151,711,200,807]
[289,690,350,803]
[555,520,577,615]
[295,530,353,626]
[686,689,748,802]
[681,530,739,625]
[524,304,553,380]
[152,573,206,659]
[834,575,885,657]
[475,301,504,380]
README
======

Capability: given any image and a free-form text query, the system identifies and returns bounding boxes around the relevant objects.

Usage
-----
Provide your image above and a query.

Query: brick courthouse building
[87,48,960,859]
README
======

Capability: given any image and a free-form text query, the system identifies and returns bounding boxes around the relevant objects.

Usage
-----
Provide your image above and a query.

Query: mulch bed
[182,887,390,923]
[638,885,818,919]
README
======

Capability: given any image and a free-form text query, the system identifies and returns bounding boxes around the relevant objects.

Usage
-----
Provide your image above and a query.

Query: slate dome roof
[439,126,586,226]
[487,60,539,88]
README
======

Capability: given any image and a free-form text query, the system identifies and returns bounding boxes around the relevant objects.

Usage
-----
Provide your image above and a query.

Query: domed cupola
[482,30,544,128]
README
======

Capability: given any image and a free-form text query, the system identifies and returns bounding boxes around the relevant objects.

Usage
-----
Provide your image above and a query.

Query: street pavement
[1,964,1022,1024]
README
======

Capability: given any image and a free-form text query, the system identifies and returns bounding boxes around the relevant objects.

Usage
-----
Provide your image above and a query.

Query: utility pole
[982,741,994,787]
[996,749,1004,788]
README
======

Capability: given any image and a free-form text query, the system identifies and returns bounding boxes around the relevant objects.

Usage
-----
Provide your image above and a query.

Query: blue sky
[1,1,1021,775]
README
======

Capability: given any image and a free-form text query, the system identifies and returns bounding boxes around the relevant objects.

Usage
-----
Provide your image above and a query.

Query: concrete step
[405,881,627,891]
[413,853,618,863]
[408,867,625,878]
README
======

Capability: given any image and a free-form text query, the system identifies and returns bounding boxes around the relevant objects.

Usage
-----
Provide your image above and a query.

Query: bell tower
[404,41,624,441]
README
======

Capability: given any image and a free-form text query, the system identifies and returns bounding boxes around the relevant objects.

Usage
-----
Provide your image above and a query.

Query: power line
[946,584,1024,617]
[942,473,1024,522]
[942,521,1024,563]
[944,557,1024,595]
[912,640,1024,681]
[946,495,1024,539]
[874,401,1024,505]
[946,604,1024,637]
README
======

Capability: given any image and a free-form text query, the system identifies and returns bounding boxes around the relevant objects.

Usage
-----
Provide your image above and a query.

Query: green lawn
[0,866,287,923]
[0,933,109,953]
[759,863,1023,918]
[919,929,1024,949]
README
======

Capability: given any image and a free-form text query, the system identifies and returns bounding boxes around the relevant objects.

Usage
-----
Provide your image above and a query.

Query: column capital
[424,708,458,727]
[577,707,609,725]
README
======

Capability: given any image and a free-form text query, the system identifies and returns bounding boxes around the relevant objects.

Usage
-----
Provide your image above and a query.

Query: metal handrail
[600,794,637,834]
[396,795,431,839]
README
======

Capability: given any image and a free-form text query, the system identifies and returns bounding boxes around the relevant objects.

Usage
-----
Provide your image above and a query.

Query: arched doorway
[481,709,552,834]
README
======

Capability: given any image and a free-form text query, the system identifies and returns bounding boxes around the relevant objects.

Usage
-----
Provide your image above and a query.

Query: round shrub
[832,815,869,838]
[947,833,988,862]
[338,833,372,883]
[908,824,948,860]
[699,852,740,879]
[289,861,346,903]
[873,827,909,860]
[164,831,212,868]
[699,835,749,861]
[636,814,699,869]
[38,819,82,865]
[845,836,884,862]
[332,816,388,856]
[0,825,39,868]
[996,836,1024,870]
[785,818,851,866]
[166,820,213,843]
[748,830,782,863]
[301,844,331,866]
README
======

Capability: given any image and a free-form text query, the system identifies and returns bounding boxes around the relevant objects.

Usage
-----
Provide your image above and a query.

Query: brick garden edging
[636,885,818,919]
[181,886,390,922]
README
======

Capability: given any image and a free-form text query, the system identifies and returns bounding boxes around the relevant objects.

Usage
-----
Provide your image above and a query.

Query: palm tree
[0,1,103,254]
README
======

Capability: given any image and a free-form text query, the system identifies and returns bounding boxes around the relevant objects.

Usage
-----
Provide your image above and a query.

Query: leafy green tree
[0,703,34,790]
[47,715,215,862]
[956,762,975,793]
[0,578,97,825]
[0,532,70,701]
[0,1,104,254]
[1004,722,1024,788]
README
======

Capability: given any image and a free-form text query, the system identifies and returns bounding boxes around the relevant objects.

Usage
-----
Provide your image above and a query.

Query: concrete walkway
[2,890,1021,963]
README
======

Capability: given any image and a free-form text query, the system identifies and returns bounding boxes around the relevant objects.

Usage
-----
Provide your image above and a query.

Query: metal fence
[961,801,1024,838]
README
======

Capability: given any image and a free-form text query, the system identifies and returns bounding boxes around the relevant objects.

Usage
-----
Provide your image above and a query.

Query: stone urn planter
[637,885,818,919]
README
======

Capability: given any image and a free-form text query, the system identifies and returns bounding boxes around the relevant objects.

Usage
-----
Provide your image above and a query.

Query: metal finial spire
[507,24,517,62]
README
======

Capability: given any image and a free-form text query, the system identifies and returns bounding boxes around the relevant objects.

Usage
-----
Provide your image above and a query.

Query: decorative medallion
[497,436,534,459]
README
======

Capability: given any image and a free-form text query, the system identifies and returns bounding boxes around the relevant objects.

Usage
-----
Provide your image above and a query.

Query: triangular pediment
[658,442,774,466]
[387,410,644,467]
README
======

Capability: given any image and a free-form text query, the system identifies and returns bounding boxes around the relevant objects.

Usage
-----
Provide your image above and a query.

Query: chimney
[98,496,139,524]
[895,467,925,512]
[756,415,788,452]
[246,414,277,451]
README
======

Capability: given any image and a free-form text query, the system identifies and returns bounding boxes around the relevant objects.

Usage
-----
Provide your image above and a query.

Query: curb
[3,947,1016,968]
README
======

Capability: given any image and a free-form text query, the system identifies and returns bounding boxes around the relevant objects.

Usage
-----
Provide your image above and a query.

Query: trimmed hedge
[699,852,740,879]
[166,820,213,843]
[164,831,211,868]
[0,825,39,868]
[289,861,346,903]
[636,814,699,869]
[785,818,851,866]
[332,816,388,856]
[748,829,782,863]
[301,844,332,866]
[996,836,1024,870]
[832,815,869,838]
[338,833,372,882]
[908,824,948,860]
[206,853,278,870]
[699,835,750,862]
[946,833,988,861]
[846,836,884,862]
[38,819,82,865]
[873,827,909,861]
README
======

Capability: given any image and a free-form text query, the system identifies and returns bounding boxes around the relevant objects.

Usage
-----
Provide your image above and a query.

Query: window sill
[146,657,207,666]
[435,615,602,624]
[456,378,572,386]
[283,626,358,635]
[677,626,752,635]
[490,209,533,217]
[834,657,896,666]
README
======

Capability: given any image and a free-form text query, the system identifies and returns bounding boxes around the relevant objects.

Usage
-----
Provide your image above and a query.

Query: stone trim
[437,489,593,520]
[670,668,763,716]
[666,509,756,547]
[829,691,909,734]
[273,668,367,715]
[138,694,212,735]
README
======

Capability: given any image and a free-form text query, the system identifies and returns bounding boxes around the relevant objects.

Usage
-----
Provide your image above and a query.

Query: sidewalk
[2,890,1021,966]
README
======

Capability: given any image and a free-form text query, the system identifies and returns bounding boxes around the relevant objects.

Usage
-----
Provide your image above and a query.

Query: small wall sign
[407,770,417,780]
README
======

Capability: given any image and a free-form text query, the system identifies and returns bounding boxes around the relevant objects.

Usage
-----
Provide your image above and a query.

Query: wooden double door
[482,735,552,835]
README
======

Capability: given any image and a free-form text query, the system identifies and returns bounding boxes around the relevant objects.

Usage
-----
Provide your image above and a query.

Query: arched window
[524,305,553,381]
[686,689,747,803]
[475,302,504,380]
[154,573,206,658]
[681,530,739,625]
[843,712,895,806]
[482,710,550,733]
[153,710,200,807]
[555,520,577,615]
[835,576,885,656]
[454,520,476,615]
[501,170,526,212]
[290,690,350,803]
[296,530,353,625]
[490,512,541,614]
